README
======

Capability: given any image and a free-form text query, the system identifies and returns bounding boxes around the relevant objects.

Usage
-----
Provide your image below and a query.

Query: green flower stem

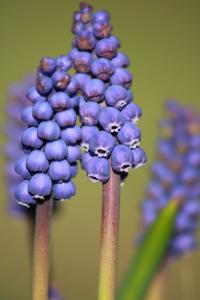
[32,199,53,300]
[98,166,121,300]
[117,199,180,300]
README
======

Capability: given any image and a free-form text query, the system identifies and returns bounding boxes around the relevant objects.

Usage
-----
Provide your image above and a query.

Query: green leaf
[117,199,179,300]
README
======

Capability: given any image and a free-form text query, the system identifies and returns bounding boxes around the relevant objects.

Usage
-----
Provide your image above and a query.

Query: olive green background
[0,0,200,299]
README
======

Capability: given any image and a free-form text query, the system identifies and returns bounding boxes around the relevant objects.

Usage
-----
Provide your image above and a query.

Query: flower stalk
[98,164,121,300]
[32,199,53,300]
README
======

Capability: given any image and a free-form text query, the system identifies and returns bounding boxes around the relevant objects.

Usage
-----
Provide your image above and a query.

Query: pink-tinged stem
[98,166,121,300]
[32,199,53,300]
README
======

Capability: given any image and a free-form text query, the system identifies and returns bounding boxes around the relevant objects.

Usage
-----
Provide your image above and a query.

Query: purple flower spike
[26,87,46,104]
[26,150,49,173]
[105,85,131,109]
[75,31,96,51]
[132,147,147,169]
[53,181,76,200]
[67,145,81,163]
[79,101,101,125]
[111,52,130,68]
[83,79,105,102]
[70,3,146,182]
[15,180,36,207]
[55,109,77,127]
[49,160,71,182]
[110,68,133,89]
[28,173,52,199]
[32,101,53,121]
[95,36,119,59]
[37,121,60,141]
[99,107,125,133]
[91,58,114,81]
[21,107,38,126]
[89,131,116,158]
[121,103,142,123]
[44,140,68,161]
[48,92,70,111]
[61,125,81,145]
[117,122,141,149]
[73,51,92,73]
[15,156,31,179]
[111,145,134,173]
[22,127,43,149]
[56,55,72,71]
[87,157,109,183]
[40,57,57,76]
[52,70,71,91]
[81,126,99,151]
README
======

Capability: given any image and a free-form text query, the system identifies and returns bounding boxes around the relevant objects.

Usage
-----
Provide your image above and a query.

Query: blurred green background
[0,0,200,299]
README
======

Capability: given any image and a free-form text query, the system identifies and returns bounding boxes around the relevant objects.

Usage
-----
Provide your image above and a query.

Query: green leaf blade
[117,199,179,300]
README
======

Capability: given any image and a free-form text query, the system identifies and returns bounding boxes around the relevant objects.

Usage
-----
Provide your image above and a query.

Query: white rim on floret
[120,163,132,173]
[95,147,109,157]
[109,122,121,133]
[129,140,140,149]
[34,195,45,200]
[17,201,30,208]
[134,161,145,169]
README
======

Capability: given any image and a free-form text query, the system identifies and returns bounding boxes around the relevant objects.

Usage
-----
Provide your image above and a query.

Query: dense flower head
[140,101,200,258]
[14,55,81,207]
[71,3,146,183]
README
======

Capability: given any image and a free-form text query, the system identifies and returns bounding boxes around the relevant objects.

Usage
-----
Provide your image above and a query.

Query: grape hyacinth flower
[16,57,80,206]
[72,3,146,184]
[13,56,81,300]
[71,4,146,300]
[4,77,64,300]
[118,101,200,300]
[140,100,200,259]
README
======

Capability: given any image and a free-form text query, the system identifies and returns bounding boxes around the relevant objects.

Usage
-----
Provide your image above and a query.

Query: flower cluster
[71,3,146,183]
[15,56,81,207]
[4,76,35,216]
[140,100,200,257]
